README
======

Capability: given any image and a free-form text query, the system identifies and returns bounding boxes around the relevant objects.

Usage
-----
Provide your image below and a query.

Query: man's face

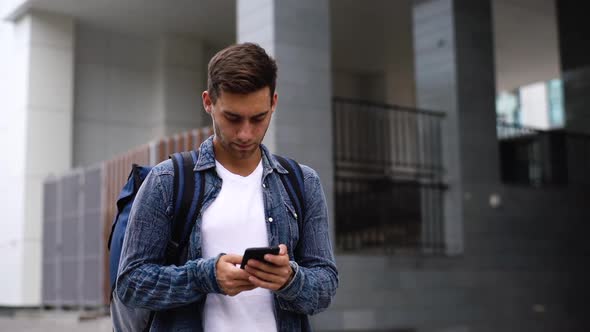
[203,87,277,162]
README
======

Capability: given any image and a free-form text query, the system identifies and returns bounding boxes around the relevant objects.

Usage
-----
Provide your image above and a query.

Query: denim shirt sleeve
[115,161,223,311]
[274,166,339,315]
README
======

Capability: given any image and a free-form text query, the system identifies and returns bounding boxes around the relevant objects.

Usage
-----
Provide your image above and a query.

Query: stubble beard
[212,114,269,161]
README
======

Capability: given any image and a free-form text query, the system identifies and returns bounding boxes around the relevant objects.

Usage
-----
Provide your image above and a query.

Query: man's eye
[226,116,240,123]
[253,115,266,122]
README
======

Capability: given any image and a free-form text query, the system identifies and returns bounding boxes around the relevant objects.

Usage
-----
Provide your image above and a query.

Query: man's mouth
[235,143,254,150]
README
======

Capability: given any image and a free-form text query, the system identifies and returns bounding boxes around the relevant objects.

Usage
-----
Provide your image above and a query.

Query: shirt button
[268,217,273,222]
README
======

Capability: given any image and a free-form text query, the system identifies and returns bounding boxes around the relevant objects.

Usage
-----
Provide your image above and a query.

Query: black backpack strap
[274,155,306,234]
[147,151,204,331]
[177,150,206,258]
[167,150,204,265]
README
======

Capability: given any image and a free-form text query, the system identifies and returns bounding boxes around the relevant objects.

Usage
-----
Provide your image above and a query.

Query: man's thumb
[279,244,288,255]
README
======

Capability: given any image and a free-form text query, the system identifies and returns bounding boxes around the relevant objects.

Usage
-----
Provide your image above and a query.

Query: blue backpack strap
[167,150,204,265]
[274,155,306,234]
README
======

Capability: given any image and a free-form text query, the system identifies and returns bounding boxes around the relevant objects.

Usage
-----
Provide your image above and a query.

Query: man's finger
[244,265,285,284]
[262,253,289,266]
[248,275,280,291]
[247,258,287,273]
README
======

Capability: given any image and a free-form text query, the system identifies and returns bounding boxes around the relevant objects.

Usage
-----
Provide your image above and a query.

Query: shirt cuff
[211,253,226,294]
[190,253,226,295]
[274,261,304,300]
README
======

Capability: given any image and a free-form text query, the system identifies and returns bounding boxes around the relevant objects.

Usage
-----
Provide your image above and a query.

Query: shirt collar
[194,135,288,175]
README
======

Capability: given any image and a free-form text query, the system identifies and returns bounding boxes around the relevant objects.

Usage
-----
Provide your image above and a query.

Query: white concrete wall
[493,0,561,92]
[155,34,209,137]
[74,26,159,167]
[74,27,211,167]
[0,14,27,306]
[23,10,74,306]
[0,9,74,306]
[0,0,27,20]
[199,41,227,128]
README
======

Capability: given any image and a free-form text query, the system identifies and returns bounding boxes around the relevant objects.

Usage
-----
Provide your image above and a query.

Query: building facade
[0,0,589,331]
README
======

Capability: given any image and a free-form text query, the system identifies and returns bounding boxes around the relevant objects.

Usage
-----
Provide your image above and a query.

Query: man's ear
[202,90,213,114]
[271,92,278,113]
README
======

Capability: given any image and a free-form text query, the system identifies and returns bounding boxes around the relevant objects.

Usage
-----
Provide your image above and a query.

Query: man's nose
[237,122,254,141]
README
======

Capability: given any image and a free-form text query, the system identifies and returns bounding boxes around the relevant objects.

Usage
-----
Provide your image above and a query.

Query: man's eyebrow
[223,110,270,118]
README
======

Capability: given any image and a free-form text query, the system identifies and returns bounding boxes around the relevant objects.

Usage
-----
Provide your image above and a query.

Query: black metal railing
[497,121,590,187]
[333,98,446,254]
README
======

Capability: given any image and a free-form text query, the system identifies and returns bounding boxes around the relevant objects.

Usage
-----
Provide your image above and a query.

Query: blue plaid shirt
[116,136,338,331]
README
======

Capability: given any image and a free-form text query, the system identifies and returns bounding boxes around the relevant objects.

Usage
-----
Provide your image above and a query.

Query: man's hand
[244,244,294,291]
[215,254,257,296]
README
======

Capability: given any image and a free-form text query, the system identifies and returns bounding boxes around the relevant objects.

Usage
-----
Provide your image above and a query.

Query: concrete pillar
[0,10,74,306]
[155,34,208,137]
[413,0,499,254]
[556,0,590,134]
[237,0,333,240]
[556,0,590,186]
[561,68,590,134]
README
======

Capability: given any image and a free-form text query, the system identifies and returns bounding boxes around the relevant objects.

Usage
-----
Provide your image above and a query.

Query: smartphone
[240,246,280,269]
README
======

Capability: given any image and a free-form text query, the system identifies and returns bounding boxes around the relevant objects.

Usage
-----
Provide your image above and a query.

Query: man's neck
[213,141,262,176]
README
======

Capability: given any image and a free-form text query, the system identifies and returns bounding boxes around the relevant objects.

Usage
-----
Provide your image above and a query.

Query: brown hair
[207,42,277,104]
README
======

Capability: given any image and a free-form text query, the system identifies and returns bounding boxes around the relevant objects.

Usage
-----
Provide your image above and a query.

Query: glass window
[547,79,565,128]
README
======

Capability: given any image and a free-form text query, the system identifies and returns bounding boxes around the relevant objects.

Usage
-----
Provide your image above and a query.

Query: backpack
[107,150,305,332]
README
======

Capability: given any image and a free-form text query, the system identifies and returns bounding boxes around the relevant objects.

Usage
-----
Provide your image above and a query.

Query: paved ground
[0,310,112,332]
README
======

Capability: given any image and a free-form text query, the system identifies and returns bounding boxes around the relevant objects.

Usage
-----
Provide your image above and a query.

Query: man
[116,42,338,331]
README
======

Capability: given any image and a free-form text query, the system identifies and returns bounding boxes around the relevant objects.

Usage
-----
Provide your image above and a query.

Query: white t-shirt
[201,159,277,332]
